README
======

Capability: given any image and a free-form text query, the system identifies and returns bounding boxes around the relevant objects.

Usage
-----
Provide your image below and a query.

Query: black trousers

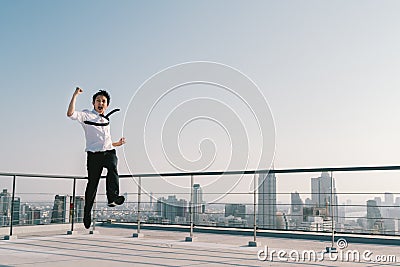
[84,149,119,215]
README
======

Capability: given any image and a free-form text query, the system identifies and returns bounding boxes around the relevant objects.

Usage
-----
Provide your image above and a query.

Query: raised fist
[75,87,83,95]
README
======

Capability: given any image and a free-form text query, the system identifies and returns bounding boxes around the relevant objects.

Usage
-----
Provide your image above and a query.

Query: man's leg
[104,149,124,206]
[84,152,103,228]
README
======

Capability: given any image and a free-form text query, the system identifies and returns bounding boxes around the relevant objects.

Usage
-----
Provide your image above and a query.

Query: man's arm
[67,87,83,117]
[113,137,126,147]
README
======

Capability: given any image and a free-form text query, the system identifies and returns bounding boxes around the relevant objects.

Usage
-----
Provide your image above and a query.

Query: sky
[1,0,400,204]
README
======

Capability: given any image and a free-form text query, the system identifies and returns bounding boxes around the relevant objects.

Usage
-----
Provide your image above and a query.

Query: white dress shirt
[70,109,114,152]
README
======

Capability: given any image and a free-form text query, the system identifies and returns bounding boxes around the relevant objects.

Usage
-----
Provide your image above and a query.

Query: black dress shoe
[108,195,125,207]
[83,213,91,229]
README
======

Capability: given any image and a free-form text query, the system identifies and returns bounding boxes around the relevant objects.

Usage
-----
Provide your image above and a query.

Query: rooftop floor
[0,225,399,266]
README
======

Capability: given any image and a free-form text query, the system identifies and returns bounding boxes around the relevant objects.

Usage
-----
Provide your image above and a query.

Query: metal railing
[1,165,400,246]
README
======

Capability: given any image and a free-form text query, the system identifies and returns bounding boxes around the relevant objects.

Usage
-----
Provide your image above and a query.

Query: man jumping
[67,87,126,229]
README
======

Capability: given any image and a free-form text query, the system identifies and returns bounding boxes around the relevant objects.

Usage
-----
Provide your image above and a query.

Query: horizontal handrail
[2,164,400,179]
[0,172,85,179]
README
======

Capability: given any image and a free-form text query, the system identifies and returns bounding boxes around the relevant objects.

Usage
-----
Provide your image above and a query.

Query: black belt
[87,149,115,154]
[84,108,120,126]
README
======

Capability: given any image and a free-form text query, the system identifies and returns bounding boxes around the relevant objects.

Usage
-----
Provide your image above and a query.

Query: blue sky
[1,1,400,202]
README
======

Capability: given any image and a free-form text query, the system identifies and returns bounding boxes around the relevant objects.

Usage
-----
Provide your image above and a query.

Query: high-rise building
[150,192,154,211]
[384,192,394,206]
[156,195,188,223]
[156,197,166,218]
[21,204,33,225]
[0,189,20,226]
[51,195,67,223]
[191,184,205,224]
[291,192,303,213]
[258,172,277,229]
[366,199,383,233]
[225,204,246,218]
[290,191,303,227]
[0,189,11,226]
[12,197,20,225]
[310,172,338,222]
[74,196,85,223]
[381,192,395,234]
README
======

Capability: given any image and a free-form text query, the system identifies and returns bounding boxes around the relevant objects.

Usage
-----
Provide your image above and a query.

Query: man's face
[93,95,108,114]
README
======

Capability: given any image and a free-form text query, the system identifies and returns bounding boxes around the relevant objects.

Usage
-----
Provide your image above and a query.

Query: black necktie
[83,108,120,126]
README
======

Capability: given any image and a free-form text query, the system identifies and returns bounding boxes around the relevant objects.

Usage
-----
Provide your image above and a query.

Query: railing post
[67,178,76,235]
[185,174,195,242]
[4,175,17,240]
[133,176,143,238]
[249,174,258,246]
[326,171,336,252]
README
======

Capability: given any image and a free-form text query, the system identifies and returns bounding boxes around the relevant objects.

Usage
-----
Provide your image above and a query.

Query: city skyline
[2,171,400,235]
[2,190,399,235]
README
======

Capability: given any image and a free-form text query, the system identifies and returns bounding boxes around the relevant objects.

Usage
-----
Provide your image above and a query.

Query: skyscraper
[310,172,338,222]
[51,195,67,223]
[258,172,277,229]
[367,199,383,233]
[0,189,20,226]
[381,192,395,234]
[74,196,85,223]
[290,191,303,228]
[191,184,205,224]
[165,195,179,223]
[0,189,11,226]
[12,197,20,225]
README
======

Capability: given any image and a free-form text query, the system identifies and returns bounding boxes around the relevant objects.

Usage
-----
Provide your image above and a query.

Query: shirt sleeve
[69,110,89,123]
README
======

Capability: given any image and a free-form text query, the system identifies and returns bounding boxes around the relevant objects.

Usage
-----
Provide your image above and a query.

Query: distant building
[258,172,277,229]
[395,197,400,230]
[157,195,188,223]
[381,193,395,235]
[304,198,313,207]
[384,192,394,206]
[0,189,20,226]
[74,196,85,223]
[337,202,346,225]
[225,204,246,219]
[12,197,20,225]
[21,204,33,225]
[366,199,383,233]
[0,189,11,226]
[301,206,332,231]
[225,215,247,228]
[310,172,338,223]
[149,192,154,211]
[51,195,67,223]
[191,184,205,224]
[374,197,382,207]
[290,192,303,228]
[33,209,41,225]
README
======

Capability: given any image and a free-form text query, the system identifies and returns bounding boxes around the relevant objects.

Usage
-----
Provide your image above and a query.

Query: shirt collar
[91,109,103,116]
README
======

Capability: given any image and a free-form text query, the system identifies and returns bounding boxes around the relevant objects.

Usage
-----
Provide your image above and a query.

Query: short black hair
[92,90,110,105]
